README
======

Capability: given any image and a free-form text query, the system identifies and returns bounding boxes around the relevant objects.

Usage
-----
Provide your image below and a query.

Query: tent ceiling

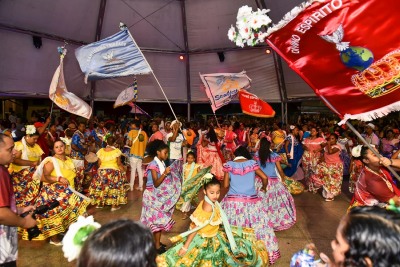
[0,0,315,103]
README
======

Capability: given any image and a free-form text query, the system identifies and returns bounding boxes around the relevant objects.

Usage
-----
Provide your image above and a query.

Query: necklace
[54,155,66,161]
[365,166,393,192]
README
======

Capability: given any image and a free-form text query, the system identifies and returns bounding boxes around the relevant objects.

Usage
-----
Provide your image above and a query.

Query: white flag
[200,71,251,112]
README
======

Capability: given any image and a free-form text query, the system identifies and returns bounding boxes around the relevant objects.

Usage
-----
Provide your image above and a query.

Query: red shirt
[0,165,15,209]
[0,165,18,264]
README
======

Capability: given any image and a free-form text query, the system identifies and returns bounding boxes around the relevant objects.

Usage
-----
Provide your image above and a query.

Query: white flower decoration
[228,5,272,47]
[62,216,101,262]
[26,125,36,135]
[351,145,363,158]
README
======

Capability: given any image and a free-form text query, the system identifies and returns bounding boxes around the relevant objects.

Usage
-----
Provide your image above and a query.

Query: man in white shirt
[166,120,186,165]
[363,123,380,146]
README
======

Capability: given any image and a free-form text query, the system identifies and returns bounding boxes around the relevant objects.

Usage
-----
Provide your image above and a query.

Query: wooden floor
[18,180,352,267]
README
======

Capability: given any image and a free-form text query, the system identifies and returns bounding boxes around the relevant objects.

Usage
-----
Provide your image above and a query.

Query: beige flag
[49,57,92,119]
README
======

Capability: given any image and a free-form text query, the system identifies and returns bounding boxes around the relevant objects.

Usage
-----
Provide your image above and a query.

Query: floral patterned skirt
[19,179,90,240]
[156,228,269,267]
[221,195,280,264]
[317,162,344,197]
[88,168,129,207]
[255,177,296,231]
[11,167,36,206]
[302,151,320,191]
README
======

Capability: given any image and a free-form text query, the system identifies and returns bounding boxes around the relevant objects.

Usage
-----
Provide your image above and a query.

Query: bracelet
[390,159,393,165]
[180,247,187,251]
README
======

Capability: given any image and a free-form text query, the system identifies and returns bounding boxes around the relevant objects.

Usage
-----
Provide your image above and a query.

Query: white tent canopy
[0,0,314,105]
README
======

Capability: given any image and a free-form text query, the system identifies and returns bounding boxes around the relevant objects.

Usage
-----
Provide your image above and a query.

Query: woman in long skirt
[256,137,296,231]
[221,146,280,264]
[88,136,128,211]
[316,134,344,201]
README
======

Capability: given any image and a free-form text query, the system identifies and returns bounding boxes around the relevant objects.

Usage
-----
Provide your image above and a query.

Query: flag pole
[122,23,179,122]
[320,95,400,181]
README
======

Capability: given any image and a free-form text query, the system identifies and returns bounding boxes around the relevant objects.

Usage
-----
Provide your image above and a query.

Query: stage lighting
[265,49,271,54]
[179,55,184,61]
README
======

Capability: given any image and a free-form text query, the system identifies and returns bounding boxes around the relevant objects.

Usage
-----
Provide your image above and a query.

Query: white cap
[366,123,375,130]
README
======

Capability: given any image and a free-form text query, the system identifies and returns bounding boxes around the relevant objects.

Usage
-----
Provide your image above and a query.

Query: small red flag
[239,90,275,118]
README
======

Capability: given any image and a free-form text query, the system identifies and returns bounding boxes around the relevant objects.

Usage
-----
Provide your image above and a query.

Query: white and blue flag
[75,29,152,83]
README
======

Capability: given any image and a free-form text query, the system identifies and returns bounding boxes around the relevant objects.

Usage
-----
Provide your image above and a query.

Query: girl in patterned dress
[176,151,203,220]
[221,146,281,264]
[140,141,183,254]
[88,136,128,211]
[256,137,296,231]
[157,176,269,267]
[197,126,225,180]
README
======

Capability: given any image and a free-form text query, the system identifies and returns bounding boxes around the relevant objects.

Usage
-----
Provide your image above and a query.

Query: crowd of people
[1,110,400,266]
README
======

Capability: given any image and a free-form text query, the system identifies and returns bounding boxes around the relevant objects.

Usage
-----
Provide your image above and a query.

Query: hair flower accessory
[351,145,363,158]
[228,5,272,47]
[26,125,36,135]
[62,216,101,262]
[202,173,213,184]
[60,137,71,145]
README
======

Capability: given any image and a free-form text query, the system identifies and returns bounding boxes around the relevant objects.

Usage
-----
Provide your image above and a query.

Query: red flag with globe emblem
[266,0,400,124]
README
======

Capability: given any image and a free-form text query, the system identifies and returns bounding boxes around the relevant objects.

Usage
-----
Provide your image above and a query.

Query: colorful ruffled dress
[176,164,212,213]
[9,138,44,206]
[302,137,325,192]
[140,158,182,232]
[157,199,269,267]
[197,135,224,180]
[255,152,296,231]
[88,147,128,207]
[221,159,280,264]
[19,156,90,240]
[316,144,344,198]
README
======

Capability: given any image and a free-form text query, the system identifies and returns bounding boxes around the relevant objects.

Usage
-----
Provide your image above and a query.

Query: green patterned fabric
[176,166,212,211]
[157,226,268,267]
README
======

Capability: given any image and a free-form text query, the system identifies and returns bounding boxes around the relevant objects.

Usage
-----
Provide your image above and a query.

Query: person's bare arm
[255,169,268,191]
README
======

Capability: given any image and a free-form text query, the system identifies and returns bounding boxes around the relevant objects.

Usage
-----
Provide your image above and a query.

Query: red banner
[239,90,275,118]
[267,0,400,123]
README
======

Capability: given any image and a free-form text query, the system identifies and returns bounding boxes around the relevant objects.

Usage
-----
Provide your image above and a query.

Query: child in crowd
[140,141,182,254]
[157,176,269,266]
[176,151,205,220]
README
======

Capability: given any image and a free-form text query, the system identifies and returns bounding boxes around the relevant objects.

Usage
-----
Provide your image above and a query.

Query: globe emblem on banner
[320,24,374,71]
[340,46,374,71]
